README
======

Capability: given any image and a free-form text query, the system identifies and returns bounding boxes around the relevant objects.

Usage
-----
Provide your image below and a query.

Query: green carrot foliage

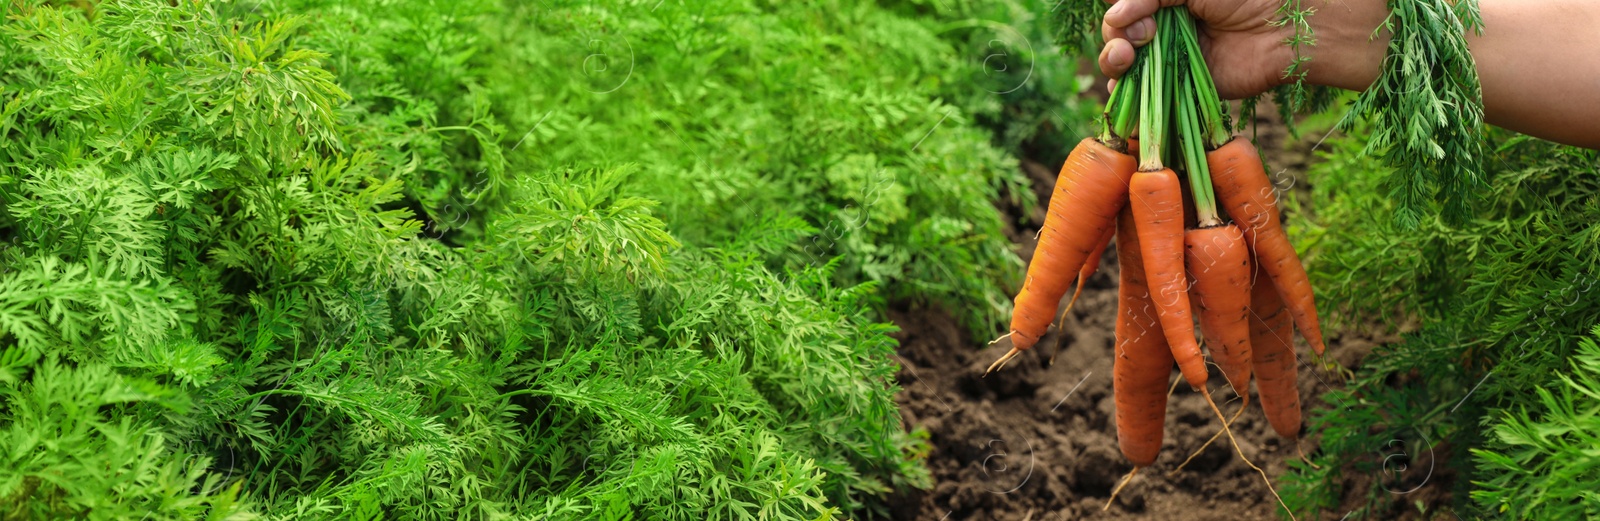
[0,0,1094,518]
[1471,325,1600,519]
[1279,126,1600,519]
[1341,0,1486,227]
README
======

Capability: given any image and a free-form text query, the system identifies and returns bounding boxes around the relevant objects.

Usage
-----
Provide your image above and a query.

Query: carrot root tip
[1297,443,1321,470]
[983,347,1023,378]
[1200,388,1298,521]
[1168,400,1247,477]
[1103,466,1140,511]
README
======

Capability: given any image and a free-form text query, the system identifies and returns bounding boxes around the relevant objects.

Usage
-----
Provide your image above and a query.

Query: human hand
[1097,0,1390,99]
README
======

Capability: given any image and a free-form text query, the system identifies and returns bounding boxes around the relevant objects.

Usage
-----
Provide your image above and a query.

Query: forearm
[1304,0,1600,149]
[1468,1,1600,148]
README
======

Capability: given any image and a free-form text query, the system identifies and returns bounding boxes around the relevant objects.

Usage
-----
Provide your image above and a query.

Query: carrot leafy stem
[1136,7,1167,171]
[1103,54,1143,143]
[1173,10,1229,149]
[1343,0,1486,227]
[1173,9,1222,226]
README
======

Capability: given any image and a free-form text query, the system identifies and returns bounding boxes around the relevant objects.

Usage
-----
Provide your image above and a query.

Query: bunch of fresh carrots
[984,7,1326,510]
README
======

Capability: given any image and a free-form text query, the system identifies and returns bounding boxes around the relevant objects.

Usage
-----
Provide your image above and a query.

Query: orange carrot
[1249,261,1302,439]
[1177,183,1203,335]
[1127,168,1206,389]
[1048,225,1117,366]
[987,138,1136,374]
[1185,224,1253,399]
[1207,138,1327,355]
[1113,205,1174,467]
[1063,226,1115,320]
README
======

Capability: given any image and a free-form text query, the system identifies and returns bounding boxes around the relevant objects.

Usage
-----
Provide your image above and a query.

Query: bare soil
[884,111,1444,520]
[884,273,1338,520]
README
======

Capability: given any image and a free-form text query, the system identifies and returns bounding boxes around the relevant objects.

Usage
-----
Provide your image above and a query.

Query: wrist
[1300,0,1391,91]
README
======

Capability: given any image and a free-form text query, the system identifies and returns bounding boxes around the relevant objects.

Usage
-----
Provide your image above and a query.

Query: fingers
[1098,38,1137,79]
[1102,16,1156,46]
[1104,0,1163,30]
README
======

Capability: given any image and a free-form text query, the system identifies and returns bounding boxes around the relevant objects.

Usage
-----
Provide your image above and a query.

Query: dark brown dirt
[884,109,1443,520]
[886,279,1329,520]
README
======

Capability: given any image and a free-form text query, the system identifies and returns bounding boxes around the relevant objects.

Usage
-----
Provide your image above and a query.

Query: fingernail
[1126,19,1151,42]
[1108,1,1125,17]
[1109,47,1130,67]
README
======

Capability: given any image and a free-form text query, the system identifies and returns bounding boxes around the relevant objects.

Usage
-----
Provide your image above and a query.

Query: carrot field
[1,1,1595,520]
